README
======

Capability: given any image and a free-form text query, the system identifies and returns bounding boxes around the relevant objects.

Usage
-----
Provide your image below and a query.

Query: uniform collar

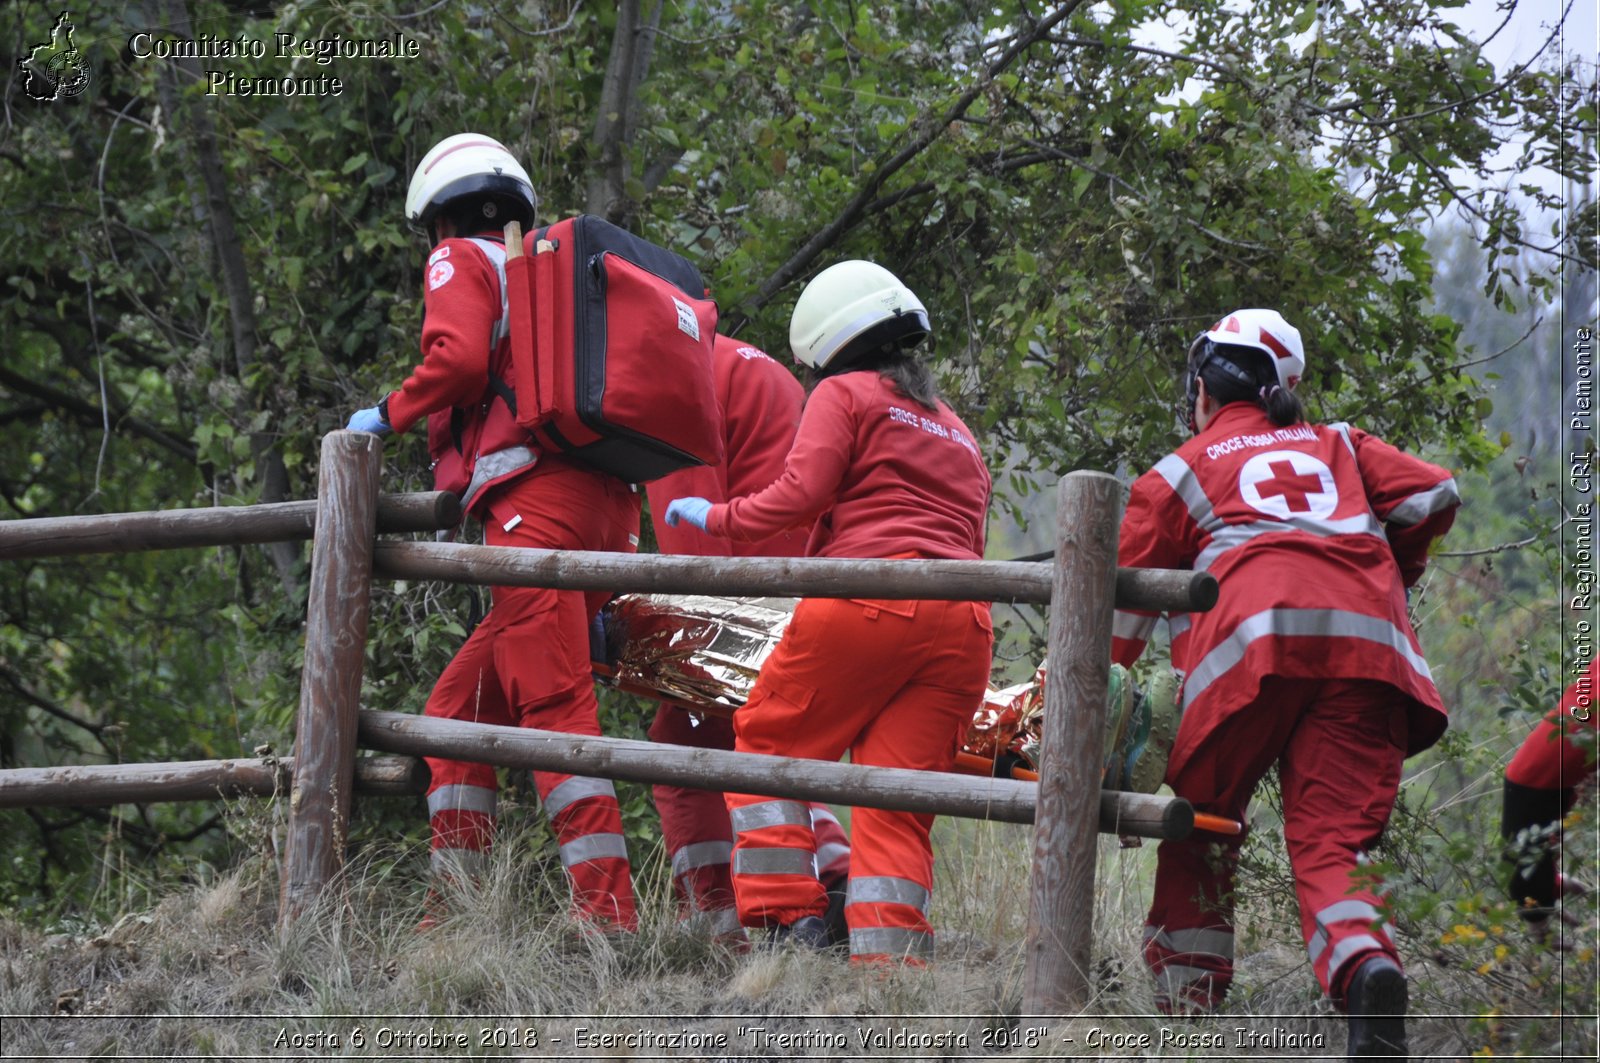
[1197,401,1270,439]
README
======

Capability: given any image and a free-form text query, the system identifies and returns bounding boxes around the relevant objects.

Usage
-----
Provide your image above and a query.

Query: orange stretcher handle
[952,751,1041,782]
[952,751,998,777]
[1191,812,1244,835]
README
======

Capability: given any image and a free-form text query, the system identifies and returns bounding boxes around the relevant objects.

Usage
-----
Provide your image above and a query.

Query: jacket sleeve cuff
[382,390,419,434]
[704,503,731,539]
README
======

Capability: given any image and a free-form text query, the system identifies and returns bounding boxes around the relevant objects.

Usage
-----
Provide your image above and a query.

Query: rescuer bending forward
[1112,309,1459,1060]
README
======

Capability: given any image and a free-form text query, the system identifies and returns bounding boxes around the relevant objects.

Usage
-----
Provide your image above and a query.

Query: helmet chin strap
[1184,338,1262,432]
[1184,373,1202,434]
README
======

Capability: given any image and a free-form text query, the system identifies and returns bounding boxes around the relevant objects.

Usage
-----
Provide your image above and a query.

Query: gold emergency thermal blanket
[596,593,1045,768]
[597,593,798,716]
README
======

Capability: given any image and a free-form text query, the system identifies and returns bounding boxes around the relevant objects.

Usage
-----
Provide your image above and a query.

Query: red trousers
[423,460,642,927]
[1145,677,1408,1011]
[649,704,851,933]
[725,595,992,963]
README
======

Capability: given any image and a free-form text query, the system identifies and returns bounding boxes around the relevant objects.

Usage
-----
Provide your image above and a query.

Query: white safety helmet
[1187,308,1306,390]
[788,260,930,372]
[405,133,537,233]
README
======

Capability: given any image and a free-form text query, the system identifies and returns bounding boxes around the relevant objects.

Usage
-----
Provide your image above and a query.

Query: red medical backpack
[502,214,722,483]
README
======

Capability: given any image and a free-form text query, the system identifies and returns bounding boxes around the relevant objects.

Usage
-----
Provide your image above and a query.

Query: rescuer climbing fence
[0,430,1217,1016]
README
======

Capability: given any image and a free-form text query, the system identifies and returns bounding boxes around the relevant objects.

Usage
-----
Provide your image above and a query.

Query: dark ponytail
[1261,383,1305,426]
[1194,342,1305,427]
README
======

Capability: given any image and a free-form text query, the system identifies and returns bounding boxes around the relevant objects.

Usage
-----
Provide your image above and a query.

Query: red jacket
[1113,403,1458,759]
[1506,658,1598,789]
[646,336,810,558]
[705,369,990,561]
[383,235,536,514]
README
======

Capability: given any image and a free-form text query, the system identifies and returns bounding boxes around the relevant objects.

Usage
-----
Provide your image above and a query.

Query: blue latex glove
[664,496,712,532]
[346,406,391,435]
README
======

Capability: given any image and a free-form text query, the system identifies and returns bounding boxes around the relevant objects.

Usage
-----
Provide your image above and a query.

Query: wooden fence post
[1022,470,1123,1016]
[279,431,382,926]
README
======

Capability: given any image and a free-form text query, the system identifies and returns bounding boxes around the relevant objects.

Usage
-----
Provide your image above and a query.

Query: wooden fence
[0,430,1217,1015]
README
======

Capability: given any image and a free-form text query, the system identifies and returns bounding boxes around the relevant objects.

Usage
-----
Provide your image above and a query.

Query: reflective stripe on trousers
[809,805,851,881]
[725,793,825,925]
[427,783,497,819]
[672,840,734,879]
[845,875,933,962]
[559,832,629,869]
[847,875,930,913]
[1146,924,1234,961]
[427,782,496,873]
[730,799,819,879]
[848,925,932,963]
[1307,898,1394,991]
[543,776,617,818]
[732,847,817,877]
[1142,925,1232,1013]
[731,799,811,833]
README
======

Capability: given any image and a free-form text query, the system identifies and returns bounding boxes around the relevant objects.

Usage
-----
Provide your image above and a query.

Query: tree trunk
[585,0,663,226]
[154,0,301,598]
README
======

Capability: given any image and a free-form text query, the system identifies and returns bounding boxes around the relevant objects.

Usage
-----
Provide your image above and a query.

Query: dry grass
[0,807,1590,1060]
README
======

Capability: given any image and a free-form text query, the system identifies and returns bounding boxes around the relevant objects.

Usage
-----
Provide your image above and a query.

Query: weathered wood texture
[1024,471,1125,1016]
[358,709,1192,839]
[374,540,1213,613]
[279,432,383,924]
[0,492,459,560]
[0,755,427,807]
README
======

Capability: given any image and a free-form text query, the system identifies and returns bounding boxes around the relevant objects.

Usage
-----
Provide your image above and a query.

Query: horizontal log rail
[0,732,1194,842]
[0,755,426,808]
[0,492,460,561]
[357,709,1194,841]
[373,540,1218,613]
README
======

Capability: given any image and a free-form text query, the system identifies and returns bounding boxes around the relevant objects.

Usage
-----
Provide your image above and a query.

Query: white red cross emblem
[1238,450,1337,519]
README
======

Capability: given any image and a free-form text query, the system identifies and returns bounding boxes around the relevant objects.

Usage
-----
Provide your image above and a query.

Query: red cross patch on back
[1238,450,1336,519]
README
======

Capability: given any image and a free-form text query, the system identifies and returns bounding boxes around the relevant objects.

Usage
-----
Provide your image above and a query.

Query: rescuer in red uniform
[1502,657,1596,931]
[664,260,994,963]
[346,134,642,929]
[642,334,852,941]
[1111,309,1459,1059]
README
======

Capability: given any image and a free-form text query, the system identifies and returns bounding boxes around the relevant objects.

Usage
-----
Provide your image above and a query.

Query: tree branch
[731,1,1089,331]
[0,363,198,463]
[1436,535,1540,558]
[1017,138,1273,252]
[0,662,107,739]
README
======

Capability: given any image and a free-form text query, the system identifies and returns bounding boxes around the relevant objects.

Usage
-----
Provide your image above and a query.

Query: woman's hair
[826,346,941,411]
[1195,341,1305,427]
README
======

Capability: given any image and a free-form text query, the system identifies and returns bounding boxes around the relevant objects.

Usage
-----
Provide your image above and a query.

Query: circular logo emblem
[1238,450,1337,519]
[46,50,90,99]
[427,260,455,291]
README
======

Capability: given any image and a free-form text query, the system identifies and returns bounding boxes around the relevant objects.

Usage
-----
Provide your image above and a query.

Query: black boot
[1344,955,1409,1060]
[770,915,831,951]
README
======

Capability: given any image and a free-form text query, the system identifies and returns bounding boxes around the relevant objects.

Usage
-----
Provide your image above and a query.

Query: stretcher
[590,592,1242,836]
